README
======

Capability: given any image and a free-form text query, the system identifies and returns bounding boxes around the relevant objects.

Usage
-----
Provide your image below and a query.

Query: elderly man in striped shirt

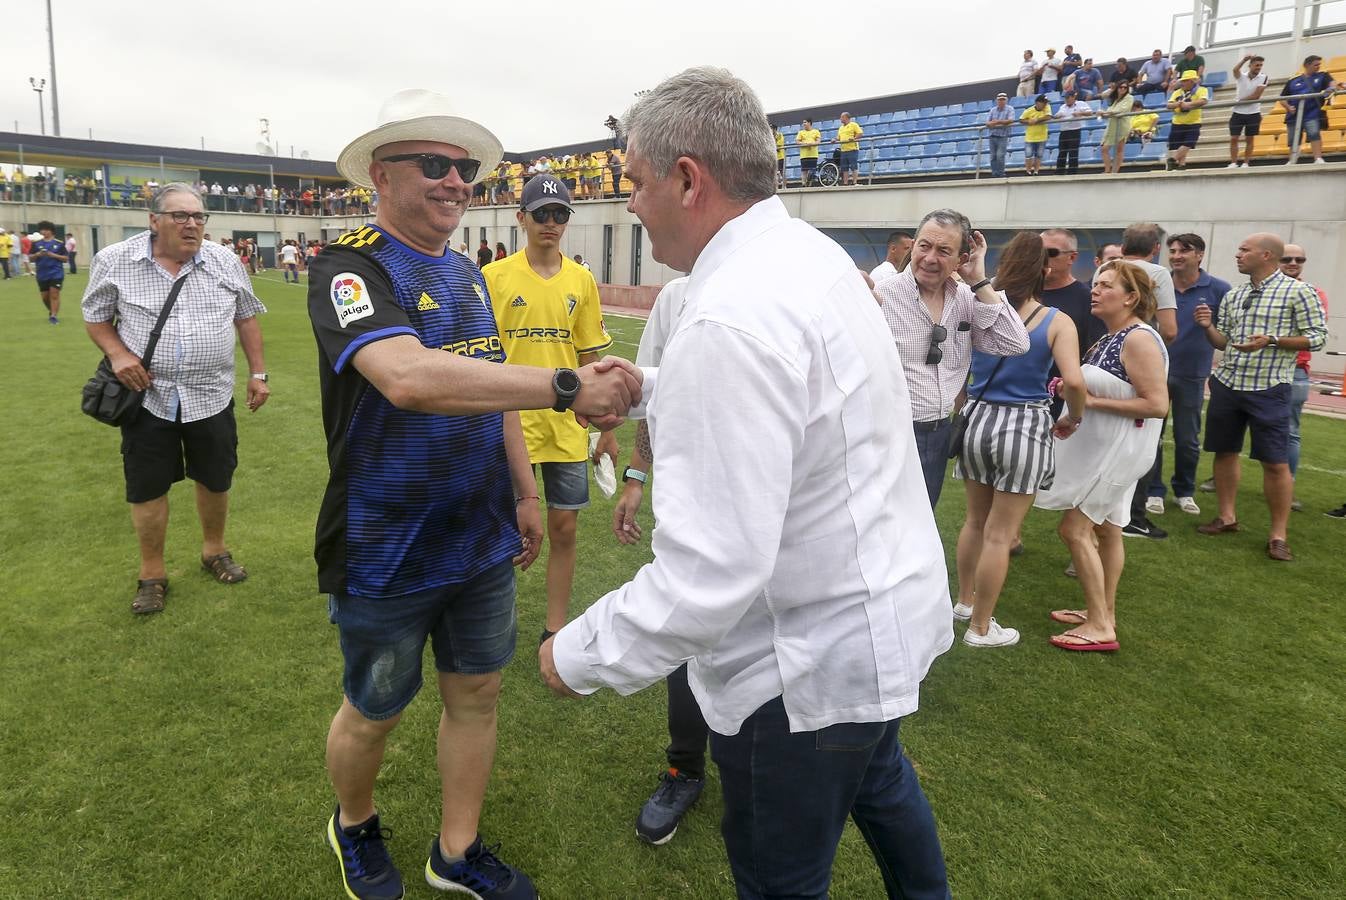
[1193,232,1328,561]
[876,209,1031,506]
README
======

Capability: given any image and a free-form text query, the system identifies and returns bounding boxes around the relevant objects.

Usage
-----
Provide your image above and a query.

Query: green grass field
[2,268,1344,898]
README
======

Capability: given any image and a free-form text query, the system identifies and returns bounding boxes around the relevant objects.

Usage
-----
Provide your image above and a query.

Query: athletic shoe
[1198,478,1216,493]
[1314,157,1327,165]
[538,628,555,647]
[951,602,973,622]
[1325,504,1346,519]
[1240,162,1251,168]
[1064,560,1077,578]
[1226,162,1239,169]
[48,315,58,325]
[635,769,704,846]
[426,835,537,898]
[962,618,1020,648]
[326,808,405,900]
[1122,517,1168,539]
[1175,496,1201,515]
[1145,497,1165,516]
[1291,498,1304,512]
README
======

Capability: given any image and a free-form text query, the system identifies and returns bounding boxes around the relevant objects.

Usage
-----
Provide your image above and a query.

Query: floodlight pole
[29,78,46,135]
[46,0,60,136]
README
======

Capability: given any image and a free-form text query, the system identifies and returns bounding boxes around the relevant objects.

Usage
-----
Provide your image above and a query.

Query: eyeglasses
[529,206,572,225]
[926,324,948,366]
[1281,256,1306,263]
[377,153,481,182]
[157,211,209,224]
[1046,247,1062,258]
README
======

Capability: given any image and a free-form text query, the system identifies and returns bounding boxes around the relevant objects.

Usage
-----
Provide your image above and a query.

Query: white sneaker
[1226,162,1239,169]
[1240,162,1251,168]
[1176,496,1201,515]
[963,618,1020,648]
[952,602,973,622]
[1314,157,1327,165]
[1145,496,1165,516]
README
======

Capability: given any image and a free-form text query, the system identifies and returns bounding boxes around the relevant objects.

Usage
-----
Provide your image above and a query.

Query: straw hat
[336,89,503,188]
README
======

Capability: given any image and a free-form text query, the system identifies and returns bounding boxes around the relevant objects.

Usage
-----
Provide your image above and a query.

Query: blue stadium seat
[1009,135,1025,150]
[1009,150,1025,167]
[956,140,974,153]
[919,157,938,171]
[1080,146,1101,164]
[932,105,950,115]
[1144,93,1167,108]
[1011,96,1032,109]
[1139,141,1165,159]
[1156,123,1171,139]
[1045,92,1062,104]
[938,141,957,155]
[1203,71,1228,88]
[952,155,973,170]
[879,111,896,123]
[947,103,964,114]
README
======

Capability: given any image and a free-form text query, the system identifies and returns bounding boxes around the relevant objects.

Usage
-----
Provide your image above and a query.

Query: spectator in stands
[837,112,863,185]
[1061,45,1082,83]
[1279,55,1342,165]
[226,182,240,210]
[1021,95,1053,175]
[1069,58,1105,100]
[870,231,914,283]
[1128,98,1160,143]
[773,124,786,188]
[1106,57,1137,100]
[876,208,1030,506]
[1194,233,1327,560]
[1229,54,1270,168]
[986,92,1015,177]
[1100,81,1136,173]
[1135,49,1174,95]
[1279,244,1329,506]
[952,232,1086,649]
[1039,49,1063,94]
[1165,70,1209,170]
[1144,234,1230,518]
[495,161,515,205]
[796,118,822,186]
[1017,50,1040,98]
[1053,90,1095,175]
[585,152,603,200]
[607,149,623,198]
[1174,45,1206,81]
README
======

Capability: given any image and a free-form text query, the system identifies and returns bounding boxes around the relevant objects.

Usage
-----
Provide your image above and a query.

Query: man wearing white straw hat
[309,89,641,900]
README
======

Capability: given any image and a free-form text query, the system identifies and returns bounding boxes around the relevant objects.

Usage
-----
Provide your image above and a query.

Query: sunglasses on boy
[529,206,572,225]
[377,153,481,182]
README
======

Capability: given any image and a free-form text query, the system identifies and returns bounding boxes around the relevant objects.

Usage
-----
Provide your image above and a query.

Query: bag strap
[139,269,191,370]
[967,303,1046,408]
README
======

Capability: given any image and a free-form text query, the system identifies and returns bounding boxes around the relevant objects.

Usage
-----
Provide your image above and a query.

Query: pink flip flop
[1050,631,1119,652]
[1050,609,1088,625]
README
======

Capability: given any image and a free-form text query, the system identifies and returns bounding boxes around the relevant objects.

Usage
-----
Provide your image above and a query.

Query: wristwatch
[1267,335,1279,347]
[551,368,580,412]
[250,373,268,382]
[623,467,648,485]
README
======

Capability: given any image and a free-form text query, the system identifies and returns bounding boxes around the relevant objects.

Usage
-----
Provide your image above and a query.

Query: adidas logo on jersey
[510,295,527,308]
[416,292,440,311]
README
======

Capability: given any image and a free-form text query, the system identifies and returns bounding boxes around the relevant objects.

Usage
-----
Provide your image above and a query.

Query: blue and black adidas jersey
[307,224,518,598]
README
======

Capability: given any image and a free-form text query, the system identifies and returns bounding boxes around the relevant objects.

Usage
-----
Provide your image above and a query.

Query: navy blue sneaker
[635,768,705,846]
[425,835,537,899]
[326,807,405,900]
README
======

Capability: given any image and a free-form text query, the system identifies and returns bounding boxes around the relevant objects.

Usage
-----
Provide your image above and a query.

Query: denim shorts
[1294,113,1323,142]
[538,460,589,509]
[839,149,859,172]
[1025,141,1044,160]
[329,560,517,720]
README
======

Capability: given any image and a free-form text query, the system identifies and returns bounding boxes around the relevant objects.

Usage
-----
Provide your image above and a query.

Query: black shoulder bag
[947,304,1045,459]
[81,271,190,427]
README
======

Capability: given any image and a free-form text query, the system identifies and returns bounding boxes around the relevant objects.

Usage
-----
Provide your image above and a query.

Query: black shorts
[1203,377,1290,464]
[1168,124,1201,150]
[1229,112,1262,137]
[121,401,238,503]
[777,158,785,172]
[800,157,818,171]
[37,277,64,292]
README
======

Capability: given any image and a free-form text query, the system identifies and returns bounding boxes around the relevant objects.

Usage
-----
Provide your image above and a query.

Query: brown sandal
[133,578,168,615]
[201,552,248,584]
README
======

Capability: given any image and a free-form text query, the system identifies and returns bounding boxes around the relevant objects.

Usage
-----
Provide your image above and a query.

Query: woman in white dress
[1034,260,1169,651]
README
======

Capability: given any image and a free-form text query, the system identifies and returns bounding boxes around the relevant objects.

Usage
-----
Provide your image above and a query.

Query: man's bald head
[1250,232,1284,258]
[1236,232,1284,279]
[1280,243,1307,280]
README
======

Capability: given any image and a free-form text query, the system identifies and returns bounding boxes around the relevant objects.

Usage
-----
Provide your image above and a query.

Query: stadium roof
[0,131,339,179]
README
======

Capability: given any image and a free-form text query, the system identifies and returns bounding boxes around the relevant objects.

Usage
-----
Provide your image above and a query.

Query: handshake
[573,356,645,430]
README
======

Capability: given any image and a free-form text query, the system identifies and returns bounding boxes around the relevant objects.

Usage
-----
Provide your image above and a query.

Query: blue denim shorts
[1294,113,1323,142]
[1025,141,1045,160]
[329,560,517,720]
[839,149,859,171]
[538,460,589,510]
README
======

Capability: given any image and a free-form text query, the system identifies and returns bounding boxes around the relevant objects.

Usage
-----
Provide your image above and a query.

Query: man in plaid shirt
[1193,233,1327,561]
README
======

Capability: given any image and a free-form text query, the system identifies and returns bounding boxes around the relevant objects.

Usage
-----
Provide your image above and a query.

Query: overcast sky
[2,1,1188,160]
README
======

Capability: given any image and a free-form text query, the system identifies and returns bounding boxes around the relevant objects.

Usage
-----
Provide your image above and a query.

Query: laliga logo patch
[331,273,374,327]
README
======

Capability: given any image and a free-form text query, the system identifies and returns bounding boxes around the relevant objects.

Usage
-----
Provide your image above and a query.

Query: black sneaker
[326,807,405,900]
[1121,517,1168,540]
[425,835,537,899]
[635,768,705,846]
[1326,504,1346,519]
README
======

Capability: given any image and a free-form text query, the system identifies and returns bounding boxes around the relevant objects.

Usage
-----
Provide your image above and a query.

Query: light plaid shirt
[1212,269,1327,393]
[82,231,265,422]
[877,270,1031,421]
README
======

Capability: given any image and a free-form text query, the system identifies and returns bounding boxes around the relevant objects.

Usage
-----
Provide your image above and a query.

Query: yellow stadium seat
[1323,55,1346,75]
[1321,130,1346,154]
[1261,114,1286,135]
[1251,134,1280,157]
[1328,107,1346,130]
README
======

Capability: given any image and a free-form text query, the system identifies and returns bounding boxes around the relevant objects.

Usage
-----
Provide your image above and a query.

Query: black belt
[912,418,949,433]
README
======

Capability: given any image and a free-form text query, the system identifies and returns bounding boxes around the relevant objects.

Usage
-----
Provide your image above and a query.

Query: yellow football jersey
[484,251,612,462]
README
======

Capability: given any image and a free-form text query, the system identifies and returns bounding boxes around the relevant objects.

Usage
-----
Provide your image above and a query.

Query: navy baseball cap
[521,175,573,212]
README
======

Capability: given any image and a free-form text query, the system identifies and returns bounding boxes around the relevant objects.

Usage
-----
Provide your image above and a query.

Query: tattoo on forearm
[636,420,652,464]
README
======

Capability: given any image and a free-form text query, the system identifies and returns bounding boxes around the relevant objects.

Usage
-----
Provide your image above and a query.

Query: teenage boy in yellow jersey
[796,118,822,186]
[484,174,616,643]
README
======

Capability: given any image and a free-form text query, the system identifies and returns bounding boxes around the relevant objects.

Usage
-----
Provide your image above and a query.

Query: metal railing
[1172,0,1346,51]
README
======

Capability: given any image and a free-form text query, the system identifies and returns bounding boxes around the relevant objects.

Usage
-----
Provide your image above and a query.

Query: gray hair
[1122,222,1164,257]
[621,66,777,204]
[151,181,205,213]
[1040,227,1078,251]
[918,208,974,255]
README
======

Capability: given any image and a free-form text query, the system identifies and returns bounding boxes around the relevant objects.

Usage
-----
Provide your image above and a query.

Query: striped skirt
[953,400,1055,495]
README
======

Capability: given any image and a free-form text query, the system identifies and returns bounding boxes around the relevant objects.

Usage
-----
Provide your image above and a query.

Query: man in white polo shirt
[1229,54,1269,168]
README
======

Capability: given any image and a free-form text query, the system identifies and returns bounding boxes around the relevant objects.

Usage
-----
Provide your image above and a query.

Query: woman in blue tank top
[953,232,1088,649]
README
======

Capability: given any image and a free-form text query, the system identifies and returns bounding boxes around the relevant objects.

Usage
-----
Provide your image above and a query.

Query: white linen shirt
[81,231,265,423]
[552,196,953,736]
[869,259,898,284]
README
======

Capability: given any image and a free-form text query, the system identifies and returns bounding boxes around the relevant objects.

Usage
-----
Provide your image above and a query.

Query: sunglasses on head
[1281,256,1306,263]
[926,324,948,366]
[378,153,481,182]
[529,206,572,225]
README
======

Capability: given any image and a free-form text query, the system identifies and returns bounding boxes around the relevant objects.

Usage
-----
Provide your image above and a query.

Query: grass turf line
[1,271,1344,897]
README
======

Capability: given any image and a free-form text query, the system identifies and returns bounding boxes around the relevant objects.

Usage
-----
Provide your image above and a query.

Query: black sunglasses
[926,324,948,366]
[1281,256,1306,263]
[529,206,572,225]
[378,153,481,182]
[1242,288,1262,311]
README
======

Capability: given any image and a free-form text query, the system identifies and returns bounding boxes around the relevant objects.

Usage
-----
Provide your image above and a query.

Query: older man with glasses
[81,183,271,615]
[876,210,1030,506]
[1193,233,1327,561]
[1278,244,1329,508]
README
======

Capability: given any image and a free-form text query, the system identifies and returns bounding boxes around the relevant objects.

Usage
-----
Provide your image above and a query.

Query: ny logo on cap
[543,180,558,194]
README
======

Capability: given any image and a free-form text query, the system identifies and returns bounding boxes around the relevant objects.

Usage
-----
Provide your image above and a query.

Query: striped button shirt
[82,231,265,423]
[1212,269,1327,393]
